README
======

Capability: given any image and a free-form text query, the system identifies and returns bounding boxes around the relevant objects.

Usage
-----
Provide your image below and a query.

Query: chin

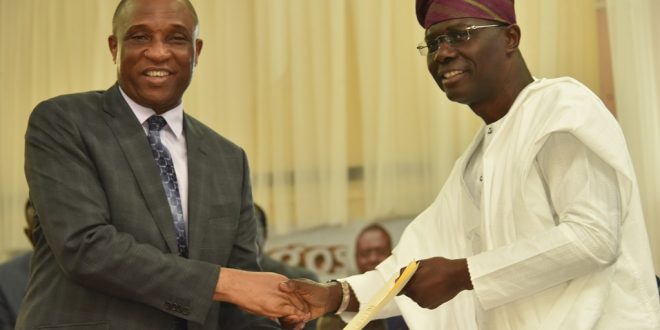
[444,92,472,105]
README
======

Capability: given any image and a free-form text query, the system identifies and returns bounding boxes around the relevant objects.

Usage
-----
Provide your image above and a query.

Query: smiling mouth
[145,70,171,77]
[442,70,465,80]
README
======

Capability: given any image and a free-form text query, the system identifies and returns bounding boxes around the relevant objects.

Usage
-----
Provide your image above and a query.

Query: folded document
[343,260,419,330]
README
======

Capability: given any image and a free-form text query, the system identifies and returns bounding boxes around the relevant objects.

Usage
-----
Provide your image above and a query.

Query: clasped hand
[214,269,312,323]
[221,256,473,328]
[276,256,474,328]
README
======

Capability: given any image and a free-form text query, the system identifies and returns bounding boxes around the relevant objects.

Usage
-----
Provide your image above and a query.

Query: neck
[469,55,533,124]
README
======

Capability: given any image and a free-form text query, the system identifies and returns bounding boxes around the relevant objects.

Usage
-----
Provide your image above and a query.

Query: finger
[273,290,307,313]
[397,270,419,296]
[282,314,308,325]
[279,304,308,318]
[282,314,307,324]
[279,280,295,293]
[285,292,308,313]
[281,315,299,323]
[397,283,409,296]
[280,319,307,330]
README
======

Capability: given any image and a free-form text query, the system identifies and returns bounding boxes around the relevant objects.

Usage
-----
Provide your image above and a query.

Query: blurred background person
[254,203,318,330]
[254,203,319,282]
[0,200,36,328]
[316,224,408,330]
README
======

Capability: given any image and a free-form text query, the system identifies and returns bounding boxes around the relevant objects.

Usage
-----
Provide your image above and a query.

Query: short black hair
[112,0,200,35]
[356,223,392,249]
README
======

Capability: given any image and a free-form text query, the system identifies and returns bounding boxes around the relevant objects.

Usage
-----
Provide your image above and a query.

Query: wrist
[325,281,343,314]
[457,259,473,290]
[214,267,237,302]
[333,280,350,314]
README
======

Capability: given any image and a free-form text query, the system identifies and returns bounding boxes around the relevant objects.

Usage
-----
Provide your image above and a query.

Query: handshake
[214,268,345,329]
[215,257,473,329]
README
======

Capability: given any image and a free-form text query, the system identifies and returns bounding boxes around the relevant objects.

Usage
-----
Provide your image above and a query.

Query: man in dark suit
[18,0,306,329]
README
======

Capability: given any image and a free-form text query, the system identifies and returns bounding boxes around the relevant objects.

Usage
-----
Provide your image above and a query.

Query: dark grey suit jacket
[18,85,278,329]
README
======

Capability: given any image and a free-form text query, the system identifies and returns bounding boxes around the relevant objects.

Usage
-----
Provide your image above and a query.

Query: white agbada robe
[341,77,660,329]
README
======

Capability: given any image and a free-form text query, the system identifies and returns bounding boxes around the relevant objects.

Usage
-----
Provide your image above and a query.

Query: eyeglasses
[416,23,508,56]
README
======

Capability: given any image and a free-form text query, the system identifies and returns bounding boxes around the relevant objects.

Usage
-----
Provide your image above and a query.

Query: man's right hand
[213,268,310,321]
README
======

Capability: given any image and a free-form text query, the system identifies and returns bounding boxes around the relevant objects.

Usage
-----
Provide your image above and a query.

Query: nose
[144,40,171,61]
[368,252,384,264]
[430,41,457,64]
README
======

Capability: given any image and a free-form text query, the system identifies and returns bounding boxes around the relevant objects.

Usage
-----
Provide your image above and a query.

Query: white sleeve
[467,132,621,310]
[340,265,402,322]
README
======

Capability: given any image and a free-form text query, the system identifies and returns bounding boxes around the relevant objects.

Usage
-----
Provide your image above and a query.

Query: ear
[194,38,203,66]
[504,24,521,54]
[108,35,118,64]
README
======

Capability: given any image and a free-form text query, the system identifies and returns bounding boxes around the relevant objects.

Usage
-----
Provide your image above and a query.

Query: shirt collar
[119,87,184,139]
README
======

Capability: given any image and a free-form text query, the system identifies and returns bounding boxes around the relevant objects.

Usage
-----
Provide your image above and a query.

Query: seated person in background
[254,204,319,282]
[254,204,318,330]
[316,224,408,330]
[0,200,37,328]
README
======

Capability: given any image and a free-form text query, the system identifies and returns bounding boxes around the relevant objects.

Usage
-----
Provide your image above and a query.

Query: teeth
[443,70,463,79]
[146,70,169,77]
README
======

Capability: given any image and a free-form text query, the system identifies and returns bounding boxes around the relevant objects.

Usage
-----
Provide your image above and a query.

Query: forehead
[425,17,500,37]
[357,230,390,249]
[119,0,195,32]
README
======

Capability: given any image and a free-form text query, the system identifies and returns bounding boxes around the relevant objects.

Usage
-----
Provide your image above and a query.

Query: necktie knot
[147,115,167,132]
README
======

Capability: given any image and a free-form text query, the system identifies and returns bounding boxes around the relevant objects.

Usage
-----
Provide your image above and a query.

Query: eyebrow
[427,23,473,34]
[124,23,191,34]
[424,23,482,43]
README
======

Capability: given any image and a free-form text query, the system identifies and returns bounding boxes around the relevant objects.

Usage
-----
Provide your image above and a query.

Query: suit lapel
[101,85,180,254]
[184,115,209,260]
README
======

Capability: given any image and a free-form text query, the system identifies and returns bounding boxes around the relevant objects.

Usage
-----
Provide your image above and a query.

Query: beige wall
[0,1,615,264]
[606,0,660,274]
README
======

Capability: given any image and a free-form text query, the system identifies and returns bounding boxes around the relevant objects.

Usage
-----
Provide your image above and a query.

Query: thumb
[397,277,413,297]
[279,280,297,293]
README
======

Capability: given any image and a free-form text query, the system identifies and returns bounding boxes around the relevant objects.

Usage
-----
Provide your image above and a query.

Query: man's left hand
[399,257,473,309]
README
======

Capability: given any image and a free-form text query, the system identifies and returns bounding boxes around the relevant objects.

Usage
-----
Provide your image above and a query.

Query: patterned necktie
[146,115,188,258]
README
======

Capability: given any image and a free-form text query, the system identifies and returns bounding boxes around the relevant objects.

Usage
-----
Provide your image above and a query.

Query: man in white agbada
[279,0,660,329]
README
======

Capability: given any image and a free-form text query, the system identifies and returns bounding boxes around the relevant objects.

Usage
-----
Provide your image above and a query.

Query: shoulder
[525,77,606,111]
[514,77,616,134]
[30,88,114,127]
[0,252,31,281]
[34,89,107,113]
[524,77,601,105]
[521,78,633,179]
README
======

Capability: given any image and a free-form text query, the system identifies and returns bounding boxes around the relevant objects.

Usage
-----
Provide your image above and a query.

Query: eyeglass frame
[416,23,509,56]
